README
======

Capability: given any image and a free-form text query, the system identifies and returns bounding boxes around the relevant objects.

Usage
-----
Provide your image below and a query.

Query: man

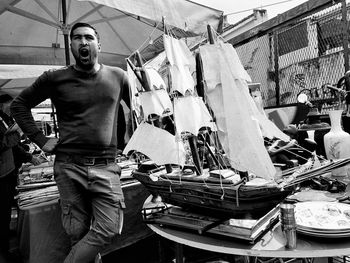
[11,22,130,263]
[0,96,20,261]
[0,94,41,261]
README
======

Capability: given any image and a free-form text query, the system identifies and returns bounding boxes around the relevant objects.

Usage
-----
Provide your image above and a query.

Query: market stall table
[17,181,153,263]
[143,197,350,263]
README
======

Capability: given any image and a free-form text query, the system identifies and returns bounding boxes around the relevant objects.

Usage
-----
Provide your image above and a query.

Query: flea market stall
[6,0,350,263]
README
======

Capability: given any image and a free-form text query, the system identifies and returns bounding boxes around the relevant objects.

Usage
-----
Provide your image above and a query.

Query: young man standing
[11,22,130,263]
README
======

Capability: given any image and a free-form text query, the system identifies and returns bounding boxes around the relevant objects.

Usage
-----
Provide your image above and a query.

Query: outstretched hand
[42,138,59,153]
[30,156,42,166]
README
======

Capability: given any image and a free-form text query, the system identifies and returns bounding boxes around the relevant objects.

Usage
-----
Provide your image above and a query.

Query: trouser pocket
[61,202,90,245]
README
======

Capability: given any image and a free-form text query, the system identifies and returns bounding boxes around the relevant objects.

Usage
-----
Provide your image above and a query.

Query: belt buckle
[84,157,95,166]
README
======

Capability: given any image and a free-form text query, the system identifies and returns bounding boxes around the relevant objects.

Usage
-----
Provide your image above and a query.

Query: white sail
[200,42,276,180]
[219,44,290,142]
[250,104,290,142]
[123,122,186,166]
[139,89,173,120]
[145,67,167,90]
[163,34,195,95]
[173,96,215,135]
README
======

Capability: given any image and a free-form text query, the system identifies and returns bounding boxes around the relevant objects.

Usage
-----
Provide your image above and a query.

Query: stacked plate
[294,201,350,238]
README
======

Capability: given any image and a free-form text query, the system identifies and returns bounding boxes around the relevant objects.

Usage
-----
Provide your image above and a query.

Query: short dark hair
[70,22,100,41]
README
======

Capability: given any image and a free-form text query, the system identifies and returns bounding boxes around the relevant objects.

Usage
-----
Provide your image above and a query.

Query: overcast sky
[193,0,309,24]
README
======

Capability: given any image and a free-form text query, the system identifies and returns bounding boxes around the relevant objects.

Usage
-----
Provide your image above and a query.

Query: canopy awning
[0,64,64,79]
[0,0,223,65]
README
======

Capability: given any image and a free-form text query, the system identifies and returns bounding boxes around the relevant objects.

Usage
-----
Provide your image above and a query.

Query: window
[278,22,308,56]
[317,18,345,55]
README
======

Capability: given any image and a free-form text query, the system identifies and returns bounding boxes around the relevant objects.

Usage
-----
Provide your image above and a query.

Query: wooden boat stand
[142,204,231,235]
[141,201,280,244]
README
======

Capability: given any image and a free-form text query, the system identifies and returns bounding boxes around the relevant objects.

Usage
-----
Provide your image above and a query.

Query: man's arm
[13,143,43,166]
[10,73,51,149]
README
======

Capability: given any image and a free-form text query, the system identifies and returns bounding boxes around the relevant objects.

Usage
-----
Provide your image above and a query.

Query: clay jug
[323,110,350,176]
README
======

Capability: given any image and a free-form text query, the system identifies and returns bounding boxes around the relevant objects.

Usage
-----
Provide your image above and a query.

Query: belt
[56,153,116,166]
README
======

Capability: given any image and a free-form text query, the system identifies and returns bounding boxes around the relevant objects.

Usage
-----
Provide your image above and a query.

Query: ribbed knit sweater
[11,64,130,157]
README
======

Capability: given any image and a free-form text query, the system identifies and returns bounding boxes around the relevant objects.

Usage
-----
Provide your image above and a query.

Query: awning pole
[62,0,70,66]
[50,0,70,138]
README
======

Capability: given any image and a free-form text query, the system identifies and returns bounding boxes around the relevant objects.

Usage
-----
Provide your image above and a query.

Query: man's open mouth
[79,48,90,59]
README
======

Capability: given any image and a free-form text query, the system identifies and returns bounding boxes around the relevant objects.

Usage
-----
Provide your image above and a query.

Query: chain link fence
[230,0,349,114]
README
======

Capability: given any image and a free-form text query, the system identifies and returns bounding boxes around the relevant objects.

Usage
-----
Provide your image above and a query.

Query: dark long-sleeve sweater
[11,64,130,157]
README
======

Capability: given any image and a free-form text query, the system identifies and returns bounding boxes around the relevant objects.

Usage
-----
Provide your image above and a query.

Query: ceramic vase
[324,110,350,159]
[323,110,350,176]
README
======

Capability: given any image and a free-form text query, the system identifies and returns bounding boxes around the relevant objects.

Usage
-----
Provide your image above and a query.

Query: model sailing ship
[124,27,350,218]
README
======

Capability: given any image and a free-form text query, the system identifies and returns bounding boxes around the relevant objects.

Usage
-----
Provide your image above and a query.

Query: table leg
[175,242,184,263]
[157,237,165,263]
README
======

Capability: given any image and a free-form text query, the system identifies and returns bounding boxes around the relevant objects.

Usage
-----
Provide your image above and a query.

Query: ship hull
[133,171,294,218]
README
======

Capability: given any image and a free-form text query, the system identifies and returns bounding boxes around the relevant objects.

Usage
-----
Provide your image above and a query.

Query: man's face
[70,26,101,70]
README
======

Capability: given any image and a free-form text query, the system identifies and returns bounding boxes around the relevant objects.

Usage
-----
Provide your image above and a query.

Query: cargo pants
[54,155,125,263]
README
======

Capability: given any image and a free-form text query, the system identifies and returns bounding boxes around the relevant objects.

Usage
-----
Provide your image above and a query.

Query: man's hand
[30,156,42,166]
[42,138,59,153]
